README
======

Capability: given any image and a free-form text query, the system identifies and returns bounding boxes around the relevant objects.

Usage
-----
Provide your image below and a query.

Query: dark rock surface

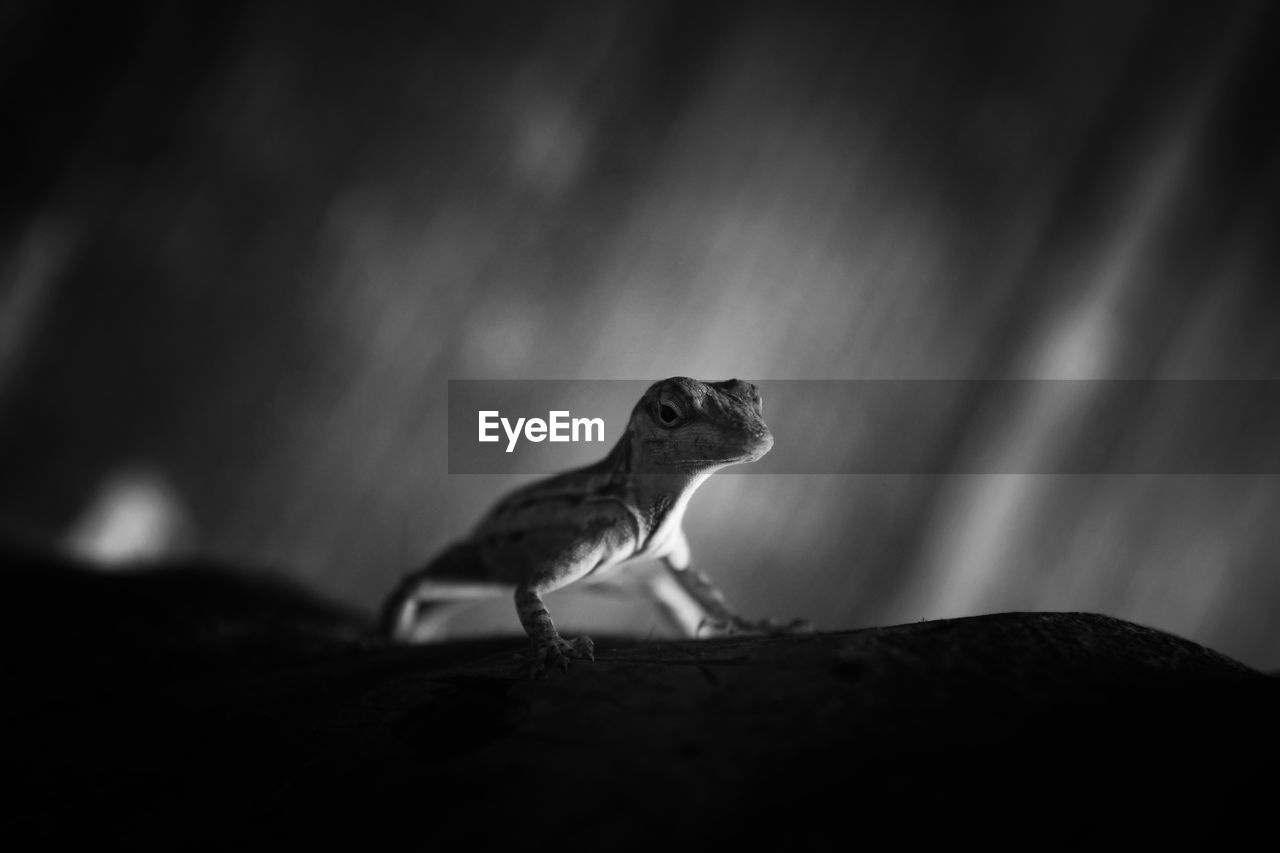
[2,543,1274,850]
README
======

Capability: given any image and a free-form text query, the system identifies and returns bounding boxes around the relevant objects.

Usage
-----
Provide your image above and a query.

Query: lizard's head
[627,377,773,472]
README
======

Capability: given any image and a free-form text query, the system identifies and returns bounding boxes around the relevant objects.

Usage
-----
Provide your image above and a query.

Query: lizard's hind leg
[382,595,456,643]
[382,580,514,643]
[380,543,510,643]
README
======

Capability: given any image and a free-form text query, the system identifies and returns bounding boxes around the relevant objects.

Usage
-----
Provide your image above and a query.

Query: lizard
[380,377,810,675]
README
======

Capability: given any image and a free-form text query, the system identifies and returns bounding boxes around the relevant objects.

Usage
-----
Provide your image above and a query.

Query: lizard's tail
[379,542,505,644]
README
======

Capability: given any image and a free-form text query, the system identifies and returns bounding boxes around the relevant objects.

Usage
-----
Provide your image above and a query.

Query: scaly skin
[381,377,810,677]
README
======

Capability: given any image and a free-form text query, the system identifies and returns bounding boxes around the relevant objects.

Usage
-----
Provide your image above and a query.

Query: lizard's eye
[657,402,681,427]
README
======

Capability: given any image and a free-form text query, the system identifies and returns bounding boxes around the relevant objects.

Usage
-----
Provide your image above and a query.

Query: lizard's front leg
[660,532,810,637]
[515,584,595,677]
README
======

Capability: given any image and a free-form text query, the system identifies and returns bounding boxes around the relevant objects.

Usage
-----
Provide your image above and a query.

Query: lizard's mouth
[694,429,773,466]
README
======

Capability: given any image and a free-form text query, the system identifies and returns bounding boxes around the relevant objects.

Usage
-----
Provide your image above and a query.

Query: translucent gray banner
[447,380,1280,474]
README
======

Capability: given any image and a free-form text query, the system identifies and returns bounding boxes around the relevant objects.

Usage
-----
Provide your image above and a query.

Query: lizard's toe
[521,651,547,680]
[517,641,557,679]
[567,634,595,662]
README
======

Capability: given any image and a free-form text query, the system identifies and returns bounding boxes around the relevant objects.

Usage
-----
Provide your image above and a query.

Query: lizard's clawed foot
[521,633,595,678]
[761,617,815,635]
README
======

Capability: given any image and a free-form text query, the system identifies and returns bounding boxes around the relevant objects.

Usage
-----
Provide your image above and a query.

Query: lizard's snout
[746,423,773,460]
[705,379,771,459]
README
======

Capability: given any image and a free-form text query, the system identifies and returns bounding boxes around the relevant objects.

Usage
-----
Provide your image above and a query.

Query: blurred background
[2,1,1277,666]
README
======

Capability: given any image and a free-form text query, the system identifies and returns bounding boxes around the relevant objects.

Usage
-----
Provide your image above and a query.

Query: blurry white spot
[509,92,589,195]
[462,305,538,371]
[65,468,193,568]
[1034,300,1115,380]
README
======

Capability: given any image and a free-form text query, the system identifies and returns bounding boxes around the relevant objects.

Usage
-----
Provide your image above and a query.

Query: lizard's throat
[630,467,714,514]
[634,469,710,545]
